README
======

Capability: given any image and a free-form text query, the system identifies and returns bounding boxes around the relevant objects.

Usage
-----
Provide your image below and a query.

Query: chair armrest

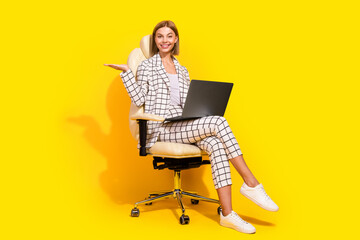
[130,113,165,122]
[133,114,164,156]
[136,119,147,156]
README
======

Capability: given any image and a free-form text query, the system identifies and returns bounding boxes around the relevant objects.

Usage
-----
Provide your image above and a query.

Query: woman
[104,20,278,234]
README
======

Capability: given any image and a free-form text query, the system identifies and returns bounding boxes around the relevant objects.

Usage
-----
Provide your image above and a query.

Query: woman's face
[155,27,178,55]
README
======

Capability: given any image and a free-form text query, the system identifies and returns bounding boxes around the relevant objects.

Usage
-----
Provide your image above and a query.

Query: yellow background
[1,0,359,239]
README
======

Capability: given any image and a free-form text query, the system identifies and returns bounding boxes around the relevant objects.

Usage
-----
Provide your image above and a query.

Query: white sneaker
[220,210,256,234]
[240,183,279,212]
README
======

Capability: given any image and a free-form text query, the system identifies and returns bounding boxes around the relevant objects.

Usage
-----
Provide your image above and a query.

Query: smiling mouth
[160,44,170,48]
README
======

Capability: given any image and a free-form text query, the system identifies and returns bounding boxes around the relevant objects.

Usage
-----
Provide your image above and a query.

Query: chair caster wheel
[131,208,140,217]
[179,214,190,225]
[217,206,222,215]
[145,202,153,205]
[191,199,199,205]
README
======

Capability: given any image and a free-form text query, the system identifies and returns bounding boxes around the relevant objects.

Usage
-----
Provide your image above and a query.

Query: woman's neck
[159,52,173,63]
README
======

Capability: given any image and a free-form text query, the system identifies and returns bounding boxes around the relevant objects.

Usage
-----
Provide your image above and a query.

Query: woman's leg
[159,116,242,159]
[193,137,257,233]
[230,155,259,188]
[159,123,235,214]
[158,116,260,212]
[159,116,259,184]
[158,115,277,221]
[194,136,234,216]
[216,185,232,216]
[186,136,231,189]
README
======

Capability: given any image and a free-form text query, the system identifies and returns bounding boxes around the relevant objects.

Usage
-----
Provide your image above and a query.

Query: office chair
[127,35,221,225]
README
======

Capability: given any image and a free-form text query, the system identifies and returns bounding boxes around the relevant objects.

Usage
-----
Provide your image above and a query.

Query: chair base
[130,170,222,224]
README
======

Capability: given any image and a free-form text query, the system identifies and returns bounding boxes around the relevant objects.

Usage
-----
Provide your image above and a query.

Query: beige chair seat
[147,142,207,158]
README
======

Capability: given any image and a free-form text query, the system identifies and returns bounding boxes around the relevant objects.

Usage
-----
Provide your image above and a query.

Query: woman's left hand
[104,64,130,72]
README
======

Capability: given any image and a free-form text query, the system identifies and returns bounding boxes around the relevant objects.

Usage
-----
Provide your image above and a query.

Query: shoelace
[258,186,271,200]
[229,212,248,224]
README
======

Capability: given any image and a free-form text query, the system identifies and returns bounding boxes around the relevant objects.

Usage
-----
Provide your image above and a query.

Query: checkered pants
[158,107,242,189]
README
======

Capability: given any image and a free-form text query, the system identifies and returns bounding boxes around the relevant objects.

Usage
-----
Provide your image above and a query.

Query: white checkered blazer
[120,53,190,148]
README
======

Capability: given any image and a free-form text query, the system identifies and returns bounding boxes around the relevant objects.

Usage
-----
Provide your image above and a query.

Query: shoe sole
[220,222,256,234]
[240,188,279,212]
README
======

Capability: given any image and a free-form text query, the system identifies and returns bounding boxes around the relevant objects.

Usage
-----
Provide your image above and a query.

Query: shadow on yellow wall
[68,76,212,206]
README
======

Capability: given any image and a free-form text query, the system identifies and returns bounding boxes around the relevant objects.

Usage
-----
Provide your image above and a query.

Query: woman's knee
[196,136,224,155]
[209,115,226,125]
[207,116,228,134]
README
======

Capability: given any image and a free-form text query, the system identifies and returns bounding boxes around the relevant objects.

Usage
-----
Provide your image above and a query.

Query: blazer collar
[153,53,182,84]
[153,53,187,107]
[152,52,181,68]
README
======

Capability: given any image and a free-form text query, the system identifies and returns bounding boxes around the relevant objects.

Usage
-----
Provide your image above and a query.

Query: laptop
[165,79,233,122]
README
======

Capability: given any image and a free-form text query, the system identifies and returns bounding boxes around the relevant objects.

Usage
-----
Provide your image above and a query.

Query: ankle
[244,180,259,188]
[222,209,232,216]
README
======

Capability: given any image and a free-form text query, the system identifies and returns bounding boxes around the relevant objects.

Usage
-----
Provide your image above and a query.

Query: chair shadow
[67,76,211,207]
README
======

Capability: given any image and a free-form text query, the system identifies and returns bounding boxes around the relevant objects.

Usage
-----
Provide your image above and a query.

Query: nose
[163,36,169,43]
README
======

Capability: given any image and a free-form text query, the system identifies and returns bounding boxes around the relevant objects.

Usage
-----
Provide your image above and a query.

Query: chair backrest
[127,35,152,141]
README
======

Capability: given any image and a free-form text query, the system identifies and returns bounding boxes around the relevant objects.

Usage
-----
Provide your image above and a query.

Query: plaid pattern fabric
[158,111,243,189]
[120,53,190,148]
[120,53,243,189]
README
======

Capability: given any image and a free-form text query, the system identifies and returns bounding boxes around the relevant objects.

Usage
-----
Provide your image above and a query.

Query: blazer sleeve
[183,66,191,84]
[119,63,149,107]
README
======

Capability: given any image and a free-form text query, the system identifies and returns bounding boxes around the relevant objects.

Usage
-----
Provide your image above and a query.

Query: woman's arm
[120,63,148,107]
[104,63,148,107]
[183,66,191,84]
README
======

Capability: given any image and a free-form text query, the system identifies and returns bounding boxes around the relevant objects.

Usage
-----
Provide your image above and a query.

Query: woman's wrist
[120,68,132,78]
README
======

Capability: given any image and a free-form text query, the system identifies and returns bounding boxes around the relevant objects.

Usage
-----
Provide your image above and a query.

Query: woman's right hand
[104,64,130,72]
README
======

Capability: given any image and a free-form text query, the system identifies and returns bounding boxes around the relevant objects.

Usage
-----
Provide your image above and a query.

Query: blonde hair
[150,20,179,57]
